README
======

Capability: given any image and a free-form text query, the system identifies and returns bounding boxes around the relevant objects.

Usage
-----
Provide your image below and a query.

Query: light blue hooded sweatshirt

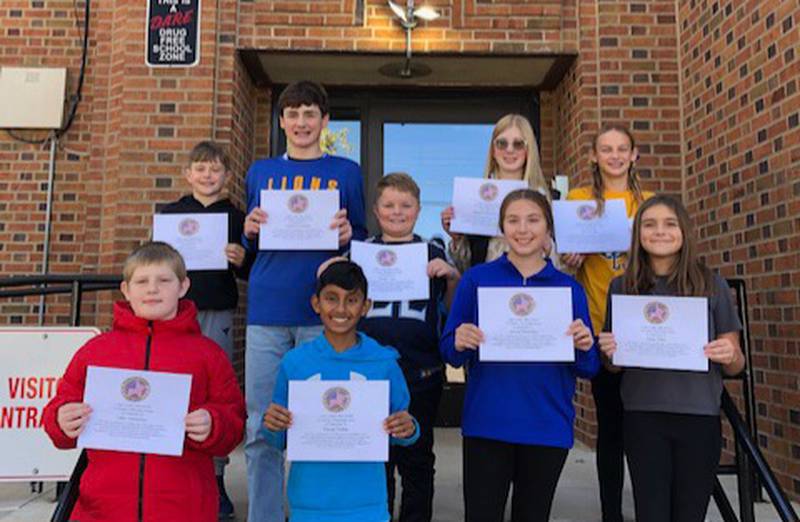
[264,333,419,522]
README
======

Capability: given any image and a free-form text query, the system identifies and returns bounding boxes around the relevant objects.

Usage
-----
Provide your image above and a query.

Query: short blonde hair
[122,242,187,282]
[375,172,421,204]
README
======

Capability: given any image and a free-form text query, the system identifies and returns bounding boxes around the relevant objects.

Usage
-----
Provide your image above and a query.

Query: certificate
[611,295,709,372]
[258,190,340,251]
[79,366,192,456]
[450,177,528,237]
[152,213,228,270]
[287,380,389,462]
[552,199,631,253]
[478,287,574,362]
[350,241,429,302]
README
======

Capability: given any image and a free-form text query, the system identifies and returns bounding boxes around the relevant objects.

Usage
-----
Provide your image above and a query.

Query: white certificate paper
[450,177,528,237]
[79,366,192,456]
[287,380,389,462]
[478,287,574,362]
[553,199,631,253]
[350,241,429,302]
[258,190,339,251]
[152,213,228,270]
[611,295,709,372]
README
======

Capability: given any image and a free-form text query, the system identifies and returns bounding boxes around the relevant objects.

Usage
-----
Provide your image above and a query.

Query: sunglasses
[494,138,527,151]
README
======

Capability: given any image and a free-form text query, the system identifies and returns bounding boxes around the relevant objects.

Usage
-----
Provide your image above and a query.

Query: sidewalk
[1,428,795,521]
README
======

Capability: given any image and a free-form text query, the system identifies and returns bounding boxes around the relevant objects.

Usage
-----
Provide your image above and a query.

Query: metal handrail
[0,274,121,286]
[0,274,119,521]
[721,390,799,521]
[710,279,799,522]
[0,274,120,327]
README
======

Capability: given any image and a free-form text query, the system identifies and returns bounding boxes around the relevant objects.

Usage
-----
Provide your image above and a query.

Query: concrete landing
[1,428,795,521]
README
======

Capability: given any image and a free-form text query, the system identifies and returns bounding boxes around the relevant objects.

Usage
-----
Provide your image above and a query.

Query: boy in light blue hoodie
[263,260,419,522]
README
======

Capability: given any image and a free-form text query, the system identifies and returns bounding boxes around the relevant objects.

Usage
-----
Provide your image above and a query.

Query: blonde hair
[484,114,549,196]
[122,242,187,283]
[591,124,644,215]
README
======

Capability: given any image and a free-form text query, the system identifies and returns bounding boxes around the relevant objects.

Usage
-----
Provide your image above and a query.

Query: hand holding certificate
[78,366,192,456]
[258,190,340,250]
[450,177,527,237]
[153,213,228,270]
[286,380,389,462]
[478,287,575,362]
[610,295,709,372]
[552,199,631,253]
[350,241,429,301]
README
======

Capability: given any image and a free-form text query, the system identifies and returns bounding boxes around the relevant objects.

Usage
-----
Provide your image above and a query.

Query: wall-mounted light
[379,0,440,78]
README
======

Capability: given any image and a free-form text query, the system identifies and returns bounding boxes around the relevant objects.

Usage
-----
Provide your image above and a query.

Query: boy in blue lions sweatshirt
[263,260,419,522]
[242,80,368,522]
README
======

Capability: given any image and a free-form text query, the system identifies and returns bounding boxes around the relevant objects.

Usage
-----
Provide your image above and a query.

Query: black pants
[463,436,568,522]
[591,367,625,522]
[387,380,443,522]
[624,411,722,522]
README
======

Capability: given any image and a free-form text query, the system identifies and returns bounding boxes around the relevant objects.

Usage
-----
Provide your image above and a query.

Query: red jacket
[43,300,246,522]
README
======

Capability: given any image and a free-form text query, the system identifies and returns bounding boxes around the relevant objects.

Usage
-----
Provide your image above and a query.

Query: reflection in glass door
[323,120,360,163]
[383,123,495,241]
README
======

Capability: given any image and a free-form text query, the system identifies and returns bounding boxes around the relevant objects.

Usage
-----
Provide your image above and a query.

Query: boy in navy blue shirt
[242,81,367,522]
[358,173,459,521]
[159,141,252,519]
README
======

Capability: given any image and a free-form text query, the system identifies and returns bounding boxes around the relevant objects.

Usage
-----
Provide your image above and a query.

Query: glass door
[382,122,495,241]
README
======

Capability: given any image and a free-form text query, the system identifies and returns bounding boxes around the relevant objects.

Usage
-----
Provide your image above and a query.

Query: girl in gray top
[597,195,744,522]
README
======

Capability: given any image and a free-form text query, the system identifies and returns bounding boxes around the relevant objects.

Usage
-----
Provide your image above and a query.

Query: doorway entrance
[270,88,540,425]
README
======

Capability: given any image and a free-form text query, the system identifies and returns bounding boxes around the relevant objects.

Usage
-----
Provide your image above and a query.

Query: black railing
[0,274,121,327]
[712,279,798,522]
[0,274,120,522]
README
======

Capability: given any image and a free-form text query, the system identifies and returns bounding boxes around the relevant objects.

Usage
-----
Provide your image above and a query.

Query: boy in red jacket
[43,241,246,522]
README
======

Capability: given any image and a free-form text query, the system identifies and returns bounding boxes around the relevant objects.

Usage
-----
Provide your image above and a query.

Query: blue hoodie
[440,255,600,448]
[265,333,419,522]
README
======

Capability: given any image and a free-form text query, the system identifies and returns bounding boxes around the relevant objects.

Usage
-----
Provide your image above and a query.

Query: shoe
[217,475,235,520]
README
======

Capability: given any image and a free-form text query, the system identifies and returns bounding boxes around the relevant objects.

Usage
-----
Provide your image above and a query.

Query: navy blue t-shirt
[358,235,447,389]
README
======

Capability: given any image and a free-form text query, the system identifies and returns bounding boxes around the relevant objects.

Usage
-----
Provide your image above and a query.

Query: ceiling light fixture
[380,0,440,79]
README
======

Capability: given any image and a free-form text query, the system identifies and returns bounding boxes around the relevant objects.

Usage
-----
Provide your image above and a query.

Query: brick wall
[0,1,93,325]
[238,1,569,53]
[679,0,800,498]
[551,1,685,443]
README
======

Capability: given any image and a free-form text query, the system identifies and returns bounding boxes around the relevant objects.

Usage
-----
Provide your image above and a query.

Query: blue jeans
[245,324,323,522]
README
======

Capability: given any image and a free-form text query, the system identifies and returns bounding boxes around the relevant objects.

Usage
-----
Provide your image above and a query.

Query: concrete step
[1,428,795,521]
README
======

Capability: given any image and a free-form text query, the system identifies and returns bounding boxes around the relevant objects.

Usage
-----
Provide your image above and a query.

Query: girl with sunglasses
[561,124,652,522]
[441,114,554,274]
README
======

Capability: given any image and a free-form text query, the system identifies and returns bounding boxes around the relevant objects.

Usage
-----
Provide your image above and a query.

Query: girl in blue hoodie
[440,189,599,521]
[263,261,419,522]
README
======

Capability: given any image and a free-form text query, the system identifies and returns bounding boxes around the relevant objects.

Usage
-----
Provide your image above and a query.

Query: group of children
[43,79,743,522]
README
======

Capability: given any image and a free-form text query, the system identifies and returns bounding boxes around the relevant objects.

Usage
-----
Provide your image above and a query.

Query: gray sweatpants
[196,309,235,476]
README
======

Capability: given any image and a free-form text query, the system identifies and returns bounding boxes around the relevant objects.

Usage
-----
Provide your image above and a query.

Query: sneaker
[217,475,235,520]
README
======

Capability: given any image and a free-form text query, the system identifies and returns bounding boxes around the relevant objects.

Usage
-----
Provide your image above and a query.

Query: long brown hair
[622,195,712,296]
[591,124,644,215]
